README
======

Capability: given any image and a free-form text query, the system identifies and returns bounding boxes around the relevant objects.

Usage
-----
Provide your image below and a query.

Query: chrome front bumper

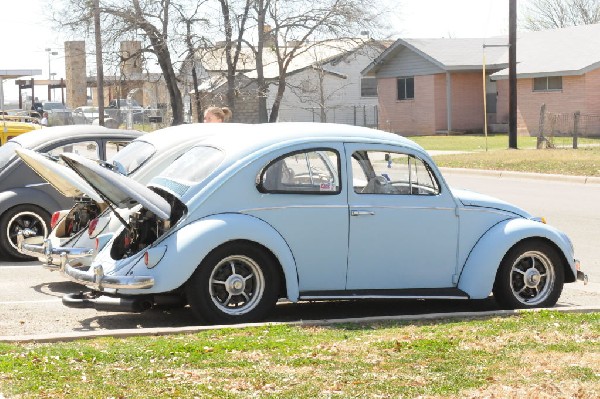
[577,270,589,285]
[17,232,95,270]
[62,260,154,291]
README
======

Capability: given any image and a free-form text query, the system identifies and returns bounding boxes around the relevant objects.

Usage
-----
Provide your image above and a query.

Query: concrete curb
[1,306,598,344]
[440,167,600,185]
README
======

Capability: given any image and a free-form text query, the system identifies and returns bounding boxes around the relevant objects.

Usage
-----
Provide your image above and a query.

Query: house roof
[196,39,388,91]
[492,23,600,79]
[362,23,600,80]
[362,37,509,76]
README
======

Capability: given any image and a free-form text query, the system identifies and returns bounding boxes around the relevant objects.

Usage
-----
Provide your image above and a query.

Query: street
[0,171,597,339]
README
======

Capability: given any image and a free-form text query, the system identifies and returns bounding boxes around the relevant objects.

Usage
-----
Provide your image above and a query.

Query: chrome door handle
[351,210,375,216]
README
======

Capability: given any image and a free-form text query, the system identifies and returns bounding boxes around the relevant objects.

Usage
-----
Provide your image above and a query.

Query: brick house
[363,23,600,136]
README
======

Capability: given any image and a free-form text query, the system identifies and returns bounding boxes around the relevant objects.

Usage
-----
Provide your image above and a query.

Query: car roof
[173,122,425,157]
[10,125,143,149]
[131,123,212,149]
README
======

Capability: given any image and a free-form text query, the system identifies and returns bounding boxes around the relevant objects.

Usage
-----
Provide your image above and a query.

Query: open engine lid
[15,148,104,203]
[60,152,171,220]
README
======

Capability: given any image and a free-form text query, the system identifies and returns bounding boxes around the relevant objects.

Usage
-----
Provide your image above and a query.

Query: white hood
[15,148,103,203]
[61,152,171,220]
[451,188,532,218]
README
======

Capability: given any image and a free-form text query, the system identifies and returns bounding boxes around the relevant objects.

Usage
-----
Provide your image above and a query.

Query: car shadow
[30,280,86,298]
[69,298,503,332]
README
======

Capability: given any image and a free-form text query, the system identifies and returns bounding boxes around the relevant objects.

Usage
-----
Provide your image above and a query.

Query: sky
[0,0,521,104]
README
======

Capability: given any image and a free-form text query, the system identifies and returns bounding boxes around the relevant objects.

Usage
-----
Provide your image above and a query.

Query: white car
[17,123,588,324]
[71,106,109,125]
[17,124,215,269]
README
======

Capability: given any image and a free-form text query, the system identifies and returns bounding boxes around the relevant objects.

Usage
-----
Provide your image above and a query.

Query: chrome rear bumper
[62,261,154,290]
[17,232,94,270]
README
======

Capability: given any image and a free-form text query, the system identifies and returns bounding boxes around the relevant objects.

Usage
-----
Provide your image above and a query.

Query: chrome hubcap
[209,255,265,316]
[510,251,555,305]
[7,212,47,252]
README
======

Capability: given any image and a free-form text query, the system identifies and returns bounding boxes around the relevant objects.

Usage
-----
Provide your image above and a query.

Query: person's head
[43,112,48,117]
[204,106,232,123]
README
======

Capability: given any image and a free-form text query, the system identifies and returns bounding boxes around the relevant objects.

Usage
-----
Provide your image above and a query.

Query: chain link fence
[47,107,169,131]
[538,104,600,148]
[275,105,378,128]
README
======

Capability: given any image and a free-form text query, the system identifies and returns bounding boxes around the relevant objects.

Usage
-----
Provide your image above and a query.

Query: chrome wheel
[6,211,48,253]
[494,240,564,309]
[509,250,555,306]
[208,255,266,316]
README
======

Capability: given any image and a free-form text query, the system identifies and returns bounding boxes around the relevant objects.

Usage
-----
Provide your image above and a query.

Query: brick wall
[378,75,436,135]
[378,72,485,135]
[496,70,600,136]
[449,72,485,132]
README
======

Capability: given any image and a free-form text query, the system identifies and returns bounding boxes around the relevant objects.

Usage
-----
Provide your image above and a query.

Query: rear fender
[0,188,62,217]
[124,213,300,300]
[458,218,575,299]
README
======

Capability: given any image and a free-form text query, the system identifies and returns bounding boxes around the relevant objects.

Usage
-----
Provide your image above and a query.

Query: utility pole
[94,0,105,126]
[509,0,517,148]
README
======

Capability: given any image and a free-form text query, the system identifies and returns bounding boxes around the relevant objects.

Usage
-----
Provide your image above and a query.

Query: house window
[397,77,414,100]
[361,77,378,97]
[533,76,562,91]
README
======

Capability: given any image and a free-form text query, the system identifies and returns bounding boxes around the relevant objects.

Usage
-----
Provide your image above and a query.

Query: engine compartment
[110,188,186,260]
[56,197,104,238]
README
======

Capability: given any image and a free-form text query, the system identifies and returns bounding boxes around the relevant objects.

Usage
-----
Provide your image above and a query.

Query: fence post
[353,106,356,126]
[363,105,367,127]
[537,103,546,149]
[573,111,580,149]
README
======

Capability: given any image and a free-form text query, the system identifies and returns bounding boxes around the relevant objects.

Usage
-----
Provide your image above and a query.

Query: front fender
[0,187,63,217]
[124,213,300,301]
[458,218,575,299]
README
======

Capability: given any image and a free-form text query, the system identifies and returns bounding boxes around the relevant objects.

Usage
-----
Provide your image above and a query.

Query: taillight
[50,212,61,229]
[88,218,99,236]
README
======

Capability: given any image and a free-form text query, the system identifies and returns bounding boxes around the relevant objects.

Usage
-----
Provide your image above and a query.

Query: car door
[345,144,459,291]
[251,145,349,292]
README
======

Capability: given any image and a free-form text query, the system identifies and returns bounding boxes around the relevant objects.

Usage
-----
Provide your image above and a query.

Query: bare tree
[51,0,206,125]
[174,1,209,123]
[213,0,252,115]
[522,0,600,30]
[263,0,381,122]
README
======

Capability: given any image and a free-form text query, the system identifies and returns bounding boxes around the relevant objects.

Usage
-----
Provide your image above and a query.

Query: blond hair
[204,106,232,122]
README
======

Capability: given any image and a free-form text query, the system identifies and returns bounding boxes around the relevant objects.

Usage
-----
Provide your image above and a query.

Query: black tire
[493,239,565,309]
[185,242,281,324]
[0,205,51,261]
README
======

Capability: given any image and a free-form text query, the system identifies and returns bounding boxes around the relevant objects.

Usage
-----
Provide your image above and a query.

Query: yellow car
[1,118,42,145]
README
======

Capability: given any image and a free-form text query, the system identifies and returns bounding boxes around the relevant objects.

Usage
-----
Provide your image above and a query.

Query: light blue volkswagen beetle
[38,123,586,323]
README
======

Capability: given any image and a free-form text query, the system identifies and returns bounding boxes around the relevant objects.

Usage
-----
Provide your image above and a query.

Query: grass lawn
[0,311,598,398]
[409,134,600,176]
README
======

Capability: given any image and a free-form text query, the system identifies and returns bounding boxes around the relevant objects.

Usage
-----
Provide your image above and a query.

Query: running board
[299,288,469,301]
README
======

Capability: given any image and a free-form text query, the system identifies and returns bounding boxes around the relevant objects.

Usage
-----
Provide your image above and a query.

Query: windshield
[0,142,22,170]
[157,146,224,185]
[108,140,156,176]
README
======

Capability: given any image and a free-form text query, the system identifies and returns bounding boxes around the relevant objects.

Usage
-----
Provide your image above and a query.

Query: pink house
[363,23,600,136]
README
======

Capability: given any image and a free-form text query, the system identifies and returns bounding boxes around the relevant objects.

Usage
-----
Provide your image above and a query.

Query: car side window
[47,141,100,160]
[352,150,439,195]
[258,149,340,194]
[105,141,131,160]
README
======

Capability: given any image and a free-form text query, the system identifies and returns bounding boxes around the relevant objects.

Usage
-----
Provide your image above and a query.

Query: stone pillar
[64,41,87,109]
[120,41,142,78]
